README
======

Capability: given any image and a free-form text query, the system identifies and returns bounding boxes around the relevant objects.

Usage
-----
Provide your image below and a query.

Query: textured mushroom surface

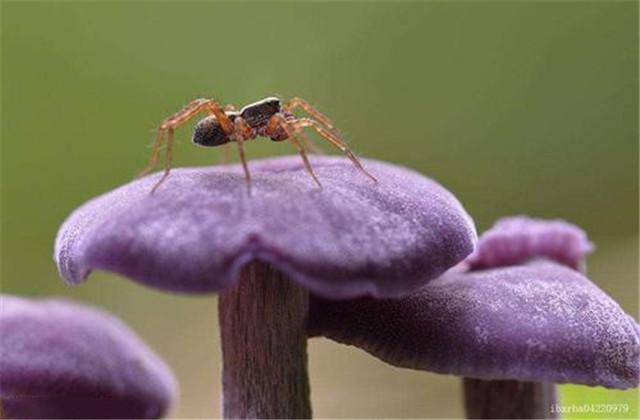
[310,217,639,389]
[55,156,476,298]
[309,261,640,389]
[466,216,594,271]
[0,295,176,418]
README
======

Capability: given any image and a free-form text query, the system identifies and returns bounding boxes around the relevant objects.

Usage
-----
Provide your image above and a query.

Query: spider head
[192,115,233,147]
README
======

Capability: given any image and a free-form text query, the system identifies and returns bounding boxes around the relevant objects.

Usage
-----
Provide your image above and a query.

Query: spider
[139,96,378,193]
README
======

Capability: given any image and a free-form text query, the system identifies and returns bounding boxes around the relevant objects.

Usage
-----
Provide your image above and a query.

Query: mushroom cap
[0,295,177,418]
[55,156,476,299]
[466,216,594,271]
[309,217,640,389]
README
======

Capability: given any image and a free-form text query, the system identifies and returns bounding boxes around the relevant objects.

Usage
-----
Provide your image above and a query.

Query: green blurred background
[2,1,638,418]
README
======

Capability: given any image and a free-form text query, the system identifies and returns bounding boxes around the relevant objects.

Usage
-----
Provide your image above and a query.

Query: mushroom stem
[463,378,557,419]
[218,261,312,419]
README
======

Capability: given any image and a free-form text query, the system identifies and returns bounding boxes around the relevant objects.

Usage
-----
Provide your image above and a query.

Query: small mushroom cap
[309,218,640,389]
[55,156,476,299]
[0,295,177,418]
[466,216,594,271]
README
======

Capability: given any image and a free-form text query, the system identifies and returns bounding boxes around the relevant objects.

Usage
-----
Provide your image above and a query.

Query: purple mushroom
[0,295,176,419]
[309,216,640,418]
[54,155,477,418]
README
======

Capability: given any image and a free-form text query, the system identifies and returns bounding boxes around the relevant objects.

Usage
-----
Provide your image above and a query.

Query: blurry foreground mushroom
[309,217,640,418]
[0,295,176,419]
[54,156,477,418]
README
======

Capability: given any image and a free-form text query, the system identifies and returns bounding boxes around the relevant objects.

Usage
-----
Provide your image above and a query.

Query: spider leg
[139,127,166,178]
[171,98,234,132]
[282,97,343,154]
[142,98,234,192]
[283,97,337,132]
[220,105,237,164]
[292,118,378,184]
[150,127,175,194]
[235,138,251,191]
[269,115,322,188]
[233,117,254,190]
[294,126,324,155]
[140,100,208,178]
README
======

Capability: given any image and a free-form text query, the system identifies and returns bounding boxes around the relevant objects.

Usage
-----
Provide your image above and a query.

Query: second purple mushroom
[310,217,639,418]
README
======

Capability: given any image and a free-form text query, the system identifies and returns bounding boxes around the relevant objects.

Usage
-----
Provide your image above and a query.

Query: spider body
[140,95,377,193]
[239,97,288,133]
[193,97,292,147]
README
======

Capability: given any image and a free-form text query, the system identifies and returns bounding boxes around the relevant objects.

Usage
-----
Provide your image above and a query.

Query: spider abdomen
[193,116,231,147]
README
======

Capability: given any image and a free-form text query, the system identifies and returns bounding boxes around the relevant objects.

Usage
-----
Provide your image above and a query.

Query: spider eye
[193,117,229,147]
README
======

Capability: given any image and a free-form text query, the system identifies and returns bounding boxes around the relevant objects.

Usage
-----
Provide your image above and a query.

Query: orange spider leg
[142,98,233,193]
[270,115,322,188]
[294,126,324,155]
[139,98,231,176]
[233,117,254,188]
[139,127,166,178]
[263,110,322,154]
[141,98,232,177]
[283,97,343,153]
[221,104,238,164]
[283,97,337,132]
[292,118,378,183]
[150,127,175,194]
[235,138,251,192]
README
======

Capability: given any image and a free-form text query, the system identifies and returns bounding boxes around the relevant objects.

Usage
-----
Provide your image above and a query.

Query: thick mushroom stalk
[0,295,176,419]
[309,217,639,418]
[219,262,310,418]
[54,155,477,418]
